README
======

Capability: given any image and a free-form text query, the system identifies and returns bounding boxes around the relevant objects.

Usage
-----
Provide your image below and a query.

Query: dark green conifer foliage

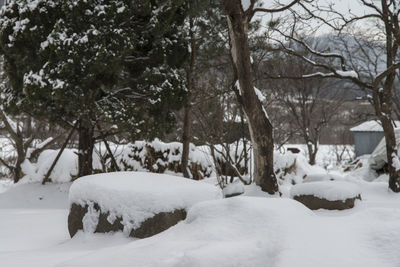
[0,0,189,177]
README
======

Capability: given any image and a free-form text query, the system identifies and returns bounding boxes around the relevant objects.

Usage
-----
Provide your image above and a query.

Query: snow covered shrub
[20,148,103,183]
[113,140,214,180]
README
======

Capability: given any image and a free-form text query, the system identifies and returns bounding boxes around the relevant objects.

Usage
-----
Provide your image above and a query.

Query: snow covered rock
[60,197,315,267]
[222,182,245,198]
[291,181,361,210]
[68,172,222,238]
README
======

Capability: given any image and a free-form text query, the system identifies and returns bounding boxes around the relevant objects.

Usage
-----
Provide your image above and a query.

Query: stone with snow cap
[291,181,361,210]
[68,171,222,238]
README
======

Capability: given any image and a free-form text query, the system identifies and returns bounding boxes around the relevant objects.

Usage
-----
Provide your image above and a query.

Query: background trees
[0,0,188,178]
[263,44,347,165]
[271,0,400,192]
[221,0,303,194]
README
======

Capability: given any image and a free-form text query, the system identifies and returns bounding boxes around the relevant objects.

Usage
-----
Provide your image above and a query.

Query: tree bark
[181,16,195,179]
[374,0,400,192]
[181,104,192,178]
[306,142,317,165]
[77,121,94,178]
[374,75,400,192]
[223,0,278,194]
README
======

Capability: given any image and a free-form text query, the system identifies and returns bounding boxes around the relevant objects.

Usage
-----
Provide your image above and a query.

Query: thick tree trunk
[306,142,317,165]
[375,80,400,192]
[181,104,192,178]
[13,135,25,183]
[374,1,400,192]
[13,160,24,183]
[380,118,400,192]
[77,122,94,178]
[373,72,400,192]
[223,0,278,194]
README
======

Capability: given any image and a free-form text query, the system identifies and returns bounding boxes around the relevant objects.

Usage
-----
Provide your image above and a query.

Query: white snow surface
[349,120,398,132]
[69,172,222,233]
[222,181,245,197]
[2,173,400,266]
[291,181,361,201]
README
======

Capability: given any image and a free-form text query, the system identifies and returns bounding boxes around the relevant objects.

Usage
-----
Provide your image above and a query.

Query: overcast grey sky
[257,0,376,35]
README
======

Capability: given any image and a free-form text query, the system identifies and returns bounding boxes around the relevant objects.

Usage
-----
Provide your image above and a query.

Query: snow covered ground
[1,167,400,267]
[282,144,354,169]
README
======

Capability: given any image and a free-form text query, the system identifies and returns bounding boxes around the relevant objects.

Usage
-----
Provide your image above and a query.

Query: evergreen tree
[0,0,188,177]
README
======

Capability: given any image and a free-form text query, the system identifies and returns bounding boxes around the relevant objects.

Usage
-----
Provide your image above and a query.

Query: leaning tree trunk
[77,121,94,178]
[223,0,278,194]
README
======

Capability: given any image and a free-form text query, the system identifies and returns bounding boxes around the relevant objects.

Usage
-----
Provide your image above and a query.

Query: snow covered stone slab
[291,181,361,210]
[68,172,222,238]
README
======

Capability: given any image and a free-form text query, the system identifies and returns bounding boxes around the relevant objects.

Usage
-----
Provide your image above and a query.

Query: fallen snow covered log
[68,172,222,238]
[291,181,361,210]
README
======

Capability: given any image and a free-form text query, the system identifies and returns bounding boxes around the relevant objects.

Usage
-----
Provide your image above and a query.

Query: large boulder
[68,172,222,238]
[291,181,361,210]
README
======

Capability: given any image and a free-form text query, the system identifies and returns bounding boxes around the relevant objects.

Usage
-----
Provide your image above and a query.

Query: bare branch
[252,0,301,15]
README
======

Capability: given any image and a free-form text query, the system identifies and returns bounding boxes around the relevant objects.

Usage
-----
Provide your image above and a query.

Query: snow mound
[20,148,102,183]
[291,181,361,201]
[222,181,244,197]
[275,151,325,186]
[58,197,314,267]
[32,149,78,183]
[69,172,222,232]
[303,172,344,183]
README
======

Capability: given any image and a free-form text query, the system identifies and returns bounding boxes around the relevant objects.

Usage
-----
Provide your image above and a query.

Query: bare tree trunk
[77,121,94,178]
[306,142,317,165]
[223,0,278,194]
[374,75,400,192]
[181,104,192,178]
[381,117,400,191]
[181,16,195,179]
[13,126,25,183]
[374,0,400,192]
